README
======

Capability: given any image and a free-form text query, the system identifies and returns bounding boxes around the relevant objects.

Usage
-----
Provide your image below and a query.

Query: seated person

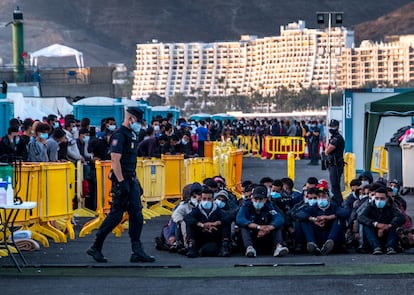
[170,182,203,251]
[358,187,406,255]
[184,188,233,258]
[236,185,288,258]
[290,187,318,253]
[295,187,349,255]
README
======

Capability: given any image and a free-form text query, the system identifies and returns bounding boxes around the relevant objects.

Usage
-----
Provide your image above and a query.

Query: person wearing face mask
[236,185,288,258]
[358,187,406,255]
[184,188,232,258]
[343,178,362,214]
[179,132,196,158]
[27,123,51,162]
[291,187,319,253]
[169,182,203,253]
[324,119,345,205]
[295,187,349,255]
[87,107,155,263]
[358,171,373,187]
[63,118,82,164]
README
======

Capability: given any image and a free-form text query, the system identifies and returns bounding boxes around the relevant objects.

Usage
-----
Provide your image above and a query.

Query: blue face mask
[215,199,225,209]
[270,192,281,199]
[40,133,49,140]
[83,135,90,142]
[317,198,329,208]
[130,122,141,133]
[108,125,116,131]
[392,187,398,196]
[308,199,317,206]
[375,200,386,209]
[53,122,60,128]
[253,200,264,210]
[14,137,20,145]
[201,200,213,210]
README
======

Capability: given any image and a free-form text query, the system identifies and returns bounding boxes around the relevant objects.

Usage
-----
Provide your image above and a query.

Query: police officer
[324,119,345,205]
[87,107,155,263]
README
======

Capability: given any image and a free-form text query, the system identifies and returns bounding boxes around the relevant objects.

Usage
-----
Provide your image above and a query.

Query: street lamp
[316,11,343,143]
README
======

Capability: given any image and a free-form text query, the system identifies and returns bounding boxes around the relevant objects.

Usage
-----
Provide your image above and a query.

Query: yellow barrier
[4,143,243,245]
[161,154,185,209]
[264,136,305,160]
[371,146,388,177]
[287,152,295,181]
[227,150,243,193]
[343,153,356,197]
[11,163,50,247]
[142,159,171,215]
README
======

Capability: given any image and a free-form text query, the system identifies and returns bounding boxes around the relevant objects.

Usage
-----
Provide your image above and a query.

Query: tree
[146,93,166,106]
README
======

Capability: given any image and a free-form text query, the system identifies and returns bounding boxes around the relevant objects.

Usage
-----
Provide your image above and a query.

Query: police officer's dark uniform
[325,119,345,205]
[87,107,155,263]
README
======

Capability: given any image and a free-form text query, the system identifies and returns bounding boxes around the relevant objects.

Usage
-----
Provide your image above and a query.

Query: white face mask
[153,125,160,131]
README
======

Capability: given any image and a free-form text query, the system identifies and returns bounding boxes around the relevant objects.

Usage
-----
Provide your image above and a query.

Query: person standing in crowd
[0,126,20,162]
[63,118,82,164]
[16,118,34,161]
[87,107,155,263]
[308,126,320,166]
[324,119,345,205]
[195,120,210,157]
[27,123,51,162]
[46,128,67,162]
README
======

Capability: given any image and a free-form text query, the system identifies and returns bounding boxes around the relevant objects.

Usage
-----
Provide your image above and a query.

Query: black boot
[86,240,107,263]
[130,241,156,263]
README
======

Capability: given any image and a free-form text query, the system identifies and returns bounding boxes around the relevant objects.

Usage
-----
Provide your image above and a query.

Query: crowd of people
[0,112,412,260]
[155,173,413,258]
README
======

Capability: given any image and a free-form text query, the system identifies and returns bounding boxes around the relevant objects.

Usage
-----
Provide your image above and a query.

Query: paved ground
[2,157,414,294]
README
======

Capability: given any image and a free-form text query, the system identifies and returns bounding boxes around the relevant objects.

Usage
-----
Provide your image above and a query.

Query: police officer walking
[324,119,345,205]
[87,107,155,263]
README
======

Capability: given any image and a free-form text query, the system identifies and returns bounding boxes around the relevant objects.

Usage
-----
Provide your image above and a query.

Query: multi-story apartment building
[340,35,414,88]
[132,20,354,100]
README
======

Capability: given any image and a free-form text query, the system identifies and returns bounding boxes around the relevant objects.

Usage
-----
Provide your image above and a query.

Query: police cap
[329,119,339,127]
[126,107,144,122]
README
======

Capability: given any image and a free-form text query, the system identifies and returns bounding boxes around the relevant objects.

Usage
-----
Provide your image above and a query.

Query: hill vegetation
[0,1,413,67]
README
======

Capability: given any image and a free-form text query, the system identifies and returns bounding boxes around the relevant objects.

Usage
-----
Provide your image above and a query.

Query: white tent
[29,44,84,68]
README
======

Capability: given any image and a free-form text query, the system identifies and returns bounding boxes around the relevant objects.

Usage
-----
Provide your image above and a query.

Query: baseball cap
[252,185,267,199]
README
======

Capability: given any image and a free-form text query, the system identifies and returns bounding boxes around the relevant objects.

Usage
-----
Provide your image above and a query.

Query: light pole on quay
[316,11,343,143]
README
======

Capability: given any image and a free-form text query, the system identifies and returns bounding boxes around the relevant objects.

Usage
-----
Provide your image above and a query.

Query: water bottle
[6,176,14,205]
[0,178,6,206]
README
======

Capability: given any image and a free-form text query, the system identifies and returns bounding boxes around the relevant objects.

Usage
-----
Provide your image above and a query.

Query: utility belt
[327,155,344,167]
[109,169,136,183]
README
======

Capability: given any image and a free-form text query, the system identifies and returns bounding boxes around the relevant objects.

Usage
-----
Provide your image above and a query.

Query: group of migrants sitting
[154,173,412,258]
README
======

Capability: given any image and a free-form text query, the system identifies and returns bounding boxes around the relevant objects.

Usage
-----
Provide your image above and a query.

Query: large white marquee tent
[29,44,84,68]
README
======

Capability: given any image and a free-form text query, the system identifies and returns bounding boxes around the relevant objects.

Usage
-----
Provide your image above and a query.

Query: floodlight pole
[316,11,343,144]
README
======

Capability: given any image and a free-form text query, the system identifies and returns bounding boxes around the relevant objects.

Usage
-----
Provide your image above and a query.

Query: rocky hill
[0,0,413,67]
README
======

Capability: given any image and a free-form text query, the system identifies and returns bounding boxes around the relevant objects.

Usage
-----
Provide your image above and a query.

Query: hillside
[354,2,414,42]
[0,0,413,67]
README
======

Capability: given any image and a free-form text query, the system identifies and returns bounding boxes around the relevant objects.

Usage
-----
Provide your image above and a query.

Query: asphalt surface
[2,157,414,295]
